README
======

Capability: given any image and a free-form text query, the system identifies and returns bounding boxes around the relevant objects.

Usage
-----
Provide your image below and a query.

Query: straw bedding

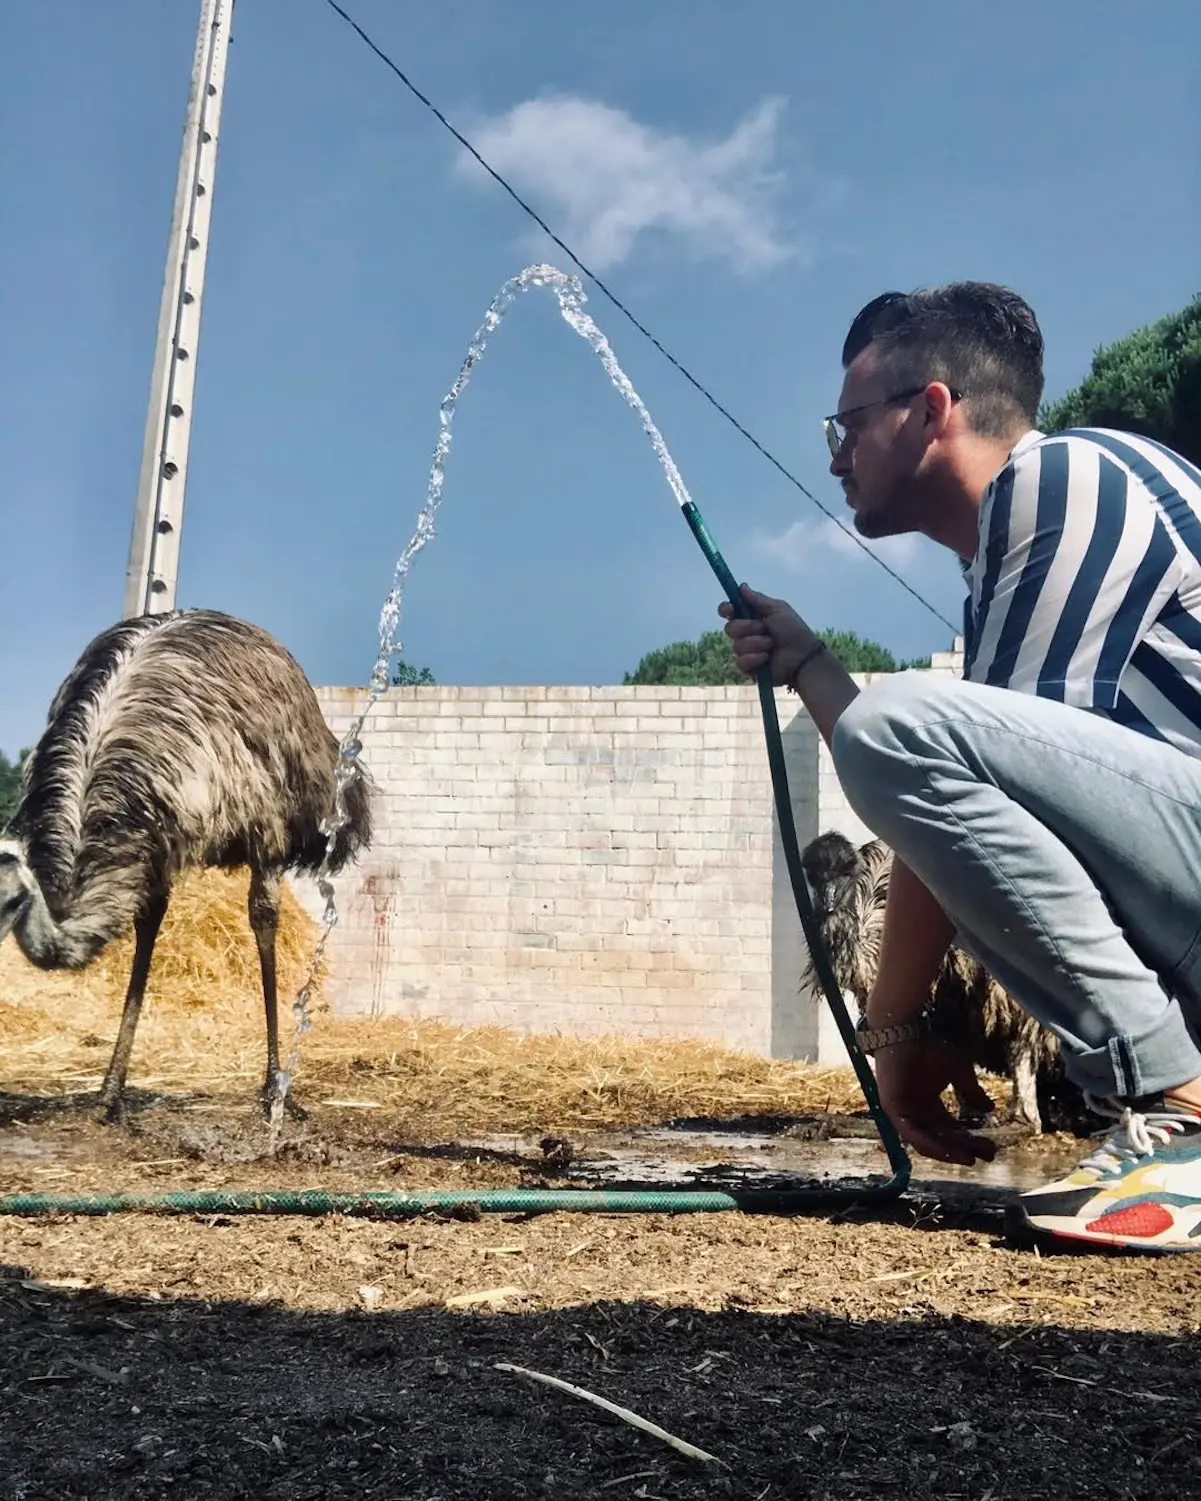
[0,868,882,1135]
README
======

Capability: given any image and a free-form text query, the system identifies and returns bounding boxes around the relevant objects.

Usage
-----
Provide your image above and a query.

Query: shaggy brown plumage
[0,609,373,1118]
[800,829,1093,1134]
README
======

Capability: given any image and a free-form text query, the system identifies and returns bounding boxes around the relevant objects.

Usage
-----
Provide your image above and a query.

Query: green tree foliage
[0,748,30,831]
[391,659,436,686]
[1039,292,1201,465]
[817,630,931,674]
[623,630,746,686]
[623,628,929,685]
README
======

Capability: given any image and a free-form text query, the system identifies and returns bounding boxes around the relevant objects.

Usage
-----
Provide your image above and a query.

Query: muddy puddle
[0,1092,1091,1224]
[459,1114,1087,1208]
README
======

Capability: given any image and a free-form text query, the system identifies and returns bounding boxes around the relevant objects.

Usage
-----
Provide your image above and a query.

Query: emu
[799,829,1091,1135]
[0,609,372,1120]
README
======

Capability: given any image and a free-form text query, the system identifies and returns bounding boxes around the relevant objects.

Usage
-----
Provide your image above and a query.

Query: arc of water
[270,264,708,1135]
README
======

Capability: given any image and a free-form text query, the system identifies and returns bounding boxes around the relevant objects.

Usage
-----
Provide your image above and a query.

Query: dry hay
[300,1022,875,1136]
[0,864,320,1016]
[0,867,885,1136]
[0,867,321,1095]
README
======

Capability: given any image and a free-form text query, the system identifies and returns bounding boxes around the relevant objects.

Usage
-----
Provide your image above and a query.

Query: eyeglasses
[822,384,963,460]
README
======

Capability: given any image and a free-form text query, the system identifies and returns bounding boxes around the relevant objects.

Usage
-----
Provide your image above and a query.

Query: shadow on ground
[1,1264,1196,1500]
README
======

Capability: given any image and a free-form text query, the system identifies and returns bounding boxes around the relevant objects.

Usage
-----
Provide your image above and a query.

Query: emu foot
[261,1082,309,1123]
[95,1093,127,1126]
[997,1101,1044,1137]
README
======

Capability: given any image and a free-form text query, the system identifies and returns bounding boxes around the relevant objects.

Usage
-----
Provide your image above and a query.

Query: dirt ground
[3,1074,1201,1501]
[2,885,1199,1501]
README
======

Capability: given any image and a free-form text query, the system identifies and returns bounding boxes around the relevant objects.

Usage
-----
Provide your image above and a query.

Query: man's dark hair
[841,282,1045,438]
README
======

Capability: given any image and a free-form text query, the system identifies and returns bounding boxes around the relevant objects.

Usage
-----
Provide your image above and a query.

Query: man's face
[826,348,932,540]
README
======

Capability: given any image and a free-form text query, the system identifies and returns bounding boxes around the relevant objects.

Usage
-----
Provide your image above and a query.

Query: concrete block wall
[301,639,964,1064]
[303,684,815,1059]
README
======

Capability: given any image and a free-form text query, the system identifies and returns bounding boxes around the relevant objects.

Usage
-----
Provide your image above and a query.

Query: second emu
[800,829,1093,1135]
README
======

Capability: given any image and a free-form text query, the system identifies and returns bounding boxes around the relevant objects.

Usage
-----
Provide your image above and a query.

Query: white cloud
[453,94,795,273]
[752,517,922,573]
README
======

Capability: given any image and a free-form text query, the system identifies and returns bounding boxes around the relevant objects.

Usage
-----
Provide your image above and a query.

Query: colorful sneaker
[1005,1096,1201,1253]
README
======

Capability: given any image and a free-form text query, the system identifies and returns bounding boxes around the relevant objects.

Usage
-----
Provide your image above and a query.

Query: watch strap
[854,1011,934,1056]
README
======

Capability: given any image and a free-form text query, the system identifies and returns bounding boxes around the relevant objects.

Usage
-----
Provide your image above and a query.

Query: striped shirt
[963,426,1201,759]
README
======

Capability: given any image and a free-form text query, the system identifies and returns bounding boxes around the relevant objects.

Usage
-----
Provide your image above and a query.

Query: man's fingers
[724,617,770,640]
[896,1117,992,1167]
[725,625,774,653]
[738,584,777,613]
[893,1113,976,1166]
[891,1095,997,1166]
[720,585,785,625]
[876,1045,999,1168]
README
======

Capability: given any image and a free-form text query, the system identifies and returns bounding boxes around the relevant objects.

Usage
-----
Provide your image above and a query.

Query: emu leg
[97,890,168,1122]
[249,867,306,1120]
[1005,1050,1043,1135]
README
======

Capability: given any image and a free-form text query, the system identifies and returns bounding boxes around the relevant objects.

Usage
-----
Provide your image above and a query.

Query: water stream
[269,263,709,1137]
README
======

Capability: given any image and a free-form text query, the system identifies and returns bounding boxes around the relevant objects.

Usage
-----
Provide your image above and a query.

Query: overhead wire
[319,0,959,635]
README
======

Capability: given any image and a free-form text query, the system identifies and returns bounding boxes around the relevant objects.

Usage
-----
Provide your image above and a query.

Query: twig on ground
[494,1361,722,1465]
[1029,1364,1178,1403]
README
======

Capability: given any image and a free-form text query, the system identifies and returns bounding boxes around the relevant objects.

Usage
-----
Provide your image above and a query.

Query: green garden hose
[0,504,910,1220]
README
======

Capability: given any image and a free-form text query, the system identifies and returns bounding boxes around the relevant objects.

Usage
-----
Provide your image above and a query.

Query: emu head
[798,830,877,1008]
[800,830,865,921]
[0,840,34,945]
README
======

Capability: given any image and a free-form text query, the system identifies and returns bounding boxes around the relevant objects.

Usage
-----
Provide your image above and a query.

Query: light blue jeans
[830,671,1201,1101]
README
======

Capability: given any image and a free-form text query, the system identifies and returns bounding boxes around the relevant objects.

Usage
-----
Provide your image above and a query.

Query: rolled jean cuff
[1062,999,1201,1100]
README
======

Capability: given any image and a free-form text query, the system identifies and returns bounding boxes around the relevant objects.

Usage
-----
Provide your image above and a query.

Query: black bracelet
[785,639,826,694]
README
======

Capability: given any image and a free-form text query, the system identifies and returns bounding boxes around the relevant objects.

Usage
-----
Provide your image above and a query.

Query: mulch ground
[2,878,1194,1501]
[2,1085,1199,1501]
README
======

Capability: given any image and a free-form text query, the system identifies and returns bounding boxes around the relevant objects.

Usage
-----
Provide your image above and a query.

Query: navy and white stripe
[963,427,1201,758]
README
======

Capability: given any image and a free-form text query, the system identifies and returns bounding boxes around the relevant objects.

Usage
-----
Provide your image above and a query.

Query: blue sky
[1,0,1198,755]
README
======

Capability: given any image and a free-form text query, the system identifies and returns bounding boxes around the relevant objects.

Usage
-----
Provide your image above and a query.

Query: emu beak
[0,899,24,945]
[0,845,33,944]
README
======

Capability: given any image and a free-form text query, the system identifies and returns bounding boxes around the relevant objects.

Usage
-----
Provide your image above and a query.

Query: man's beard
[850,480,918,541]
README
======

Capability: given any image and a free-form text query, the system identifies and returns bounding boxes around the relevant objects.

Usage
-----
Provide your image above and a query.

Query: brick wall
[298,641,964,1063]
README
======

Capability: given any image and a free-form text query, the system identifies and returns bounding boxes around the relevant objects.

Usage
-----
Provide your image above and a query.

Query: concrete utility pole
[123,0,235,620]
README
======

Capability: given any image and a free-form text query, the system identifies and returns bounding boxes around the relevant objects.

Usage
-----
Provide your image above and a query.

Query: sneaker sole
[1004,1200,1201,1256]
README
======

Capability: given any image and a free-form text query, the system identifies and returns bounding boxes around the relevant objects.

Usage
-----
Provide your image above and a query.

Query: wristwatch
[854,1011,934,1056]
